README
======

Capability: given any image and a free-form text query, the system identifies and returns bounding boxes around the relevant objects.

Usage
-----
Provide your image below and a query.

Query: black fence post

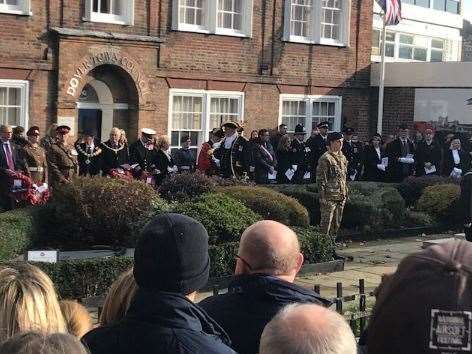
[359,279,366,332]
[336,282,343,314]
[213,285,219,296]
[314,284,321,295]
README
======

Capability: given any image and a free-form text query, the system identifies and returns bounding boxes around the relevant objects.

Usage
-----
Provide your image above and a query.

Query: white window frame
[0,79,29,129]
[0,0,31,15]
[84,0,134,25]
[168,89,245,150]
[172,0,253,37]
[283,0,350,47]
[279,94,342,133]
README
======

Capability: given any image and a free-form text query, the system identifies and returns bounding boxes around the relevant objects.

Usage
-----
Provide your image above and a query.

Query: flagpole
[377,15,387,135]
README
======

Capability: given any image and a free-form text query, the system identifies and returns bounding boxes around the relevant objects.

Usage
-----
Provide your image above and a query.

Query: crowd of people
[2,119,471,211]
[0,213,469,354]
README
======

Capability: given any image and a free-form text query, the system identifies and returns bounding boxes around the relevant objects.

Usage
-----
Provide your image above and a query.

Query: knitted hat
[368,240,472,354]
[133,213,210,294]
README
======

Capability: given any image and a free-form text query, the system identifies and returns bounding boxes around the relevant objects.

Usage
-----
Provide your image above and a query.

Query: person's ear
[294,253,304,275]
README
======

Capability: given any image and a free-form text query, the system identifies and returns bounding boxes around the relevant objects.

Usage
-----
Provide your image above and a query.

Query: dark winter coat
[82,290,236,354]
[253,142,276,184]
[199,274,332,354]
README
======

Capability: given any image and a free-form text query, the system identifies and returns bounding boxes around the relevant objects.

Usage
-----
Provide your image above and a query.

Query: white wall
[415,88,472,123]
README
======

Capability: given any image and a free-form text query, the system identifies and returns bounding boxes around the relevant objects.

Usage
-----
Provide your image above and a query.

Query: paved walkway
[293,232,463,299]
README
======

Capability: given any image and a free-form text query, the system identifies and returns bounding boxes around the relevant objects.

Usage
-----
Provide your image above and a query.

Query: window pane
[431,50,443,62]
[385,31,395,42]
[7,107,20,126]
[0,87,6,105]
[432,39,444,49]
[385,43,395,57]
[112,0,122,15]
[93,0,99,12]
[291,0,311,37]
[400,34,413,44]
[399,46,413,59]
[100,0,110,13]
[6,0,19,4]
[312,102,320,115]
[415,0,429,7]
[233,13,241,30]
[402,0,414,3]
[413,48,427,61]
[372,30,380,48]
[0,108,5,125]
[180,0,204,25]
[171,131,179,146]
[446,0,458,13]
[8,88,20,106]
[433,0,446,10]
[328,102,335,116]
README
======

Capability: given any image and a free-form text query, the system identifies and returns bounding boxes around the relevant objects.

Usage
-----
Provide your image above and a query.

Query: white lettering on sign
[66,50,151,98]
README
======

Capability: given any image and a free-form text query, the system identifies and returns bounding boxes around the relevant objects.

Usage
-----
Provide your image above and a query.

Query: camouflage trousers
[319,199,346,240]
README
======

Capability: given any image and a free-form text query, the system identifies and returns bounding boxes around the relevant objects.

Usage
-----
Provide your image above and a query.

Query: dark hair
[180,135,190,144]
[279,124,287,129]
[258,129,269,137]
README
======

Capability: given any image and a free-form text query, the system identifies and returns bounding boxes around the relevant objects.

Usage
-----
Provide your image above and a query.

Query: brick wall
[0,0,373,140]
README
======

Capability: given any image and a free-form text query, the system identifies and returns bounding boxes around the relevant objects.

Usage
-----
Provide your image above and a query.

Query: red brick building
[0,0,373,149]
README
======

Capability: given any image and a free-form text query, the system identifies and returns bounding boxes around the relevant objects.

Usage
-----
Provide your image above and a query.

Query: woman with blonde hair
[0,331,89,354]
[154,136,177,186]
[0,263,66,342]
[59,300,93,338]
[99,268,138,326]
[100,127,130,175]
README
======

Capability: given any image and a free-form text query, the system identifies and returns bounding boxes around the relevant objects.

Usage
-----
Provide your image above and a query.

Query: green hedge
[218,186,309,227]
[158,172,217,202]
[32,177,167,250]
[173,193,262,244]
[270,184,320,224]
[397,176,458,206]
[0,208,33,260]
[416,184,461,225]
[27,226,333,299]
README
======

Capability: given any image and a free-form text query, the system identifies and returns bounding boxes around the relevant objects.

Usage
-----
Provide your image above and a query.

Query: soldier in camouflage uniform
[316,132,348,239]
[47,125,79,189]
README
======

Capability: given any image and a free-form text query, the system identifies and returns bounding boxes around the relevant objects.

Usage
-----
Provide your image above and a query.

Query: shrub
[416,184,461,224]
[210,175,255,187]
[173,193,262,244]
[0,208,33,260]
[403,210,436,228]
[293,226,335,263]
[33,177,163,249]
[270,184,320,225]
[397,176,458,206]
[219,186,309,226]
[158,172,217,202]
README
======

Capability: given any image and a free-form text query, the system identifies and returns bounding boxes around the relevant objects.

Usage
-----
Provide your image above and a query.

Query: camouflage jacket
[316,150,348,201]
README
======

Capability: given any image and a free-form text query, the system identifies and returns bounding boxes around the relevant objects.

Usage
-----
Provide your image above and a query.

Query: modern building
[0,0,374,152]
[372,0,463,62]
[463,19,472,61]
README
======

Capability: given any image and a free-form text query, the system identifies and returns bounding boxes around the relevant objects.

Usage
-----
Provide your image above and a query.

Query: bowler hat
[133,213,210,294]
[294,124,306,135]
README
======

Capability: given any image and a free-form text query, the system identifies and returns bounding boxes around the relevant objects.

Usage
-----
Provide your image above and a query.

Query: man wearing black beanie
[82,213,236,354]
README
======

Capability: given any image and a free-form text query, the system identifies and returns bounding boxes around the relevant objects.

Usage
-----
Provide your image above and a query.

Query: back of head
[99,268,138,326]
[59,300,93,338]
[133,213,210,295]
[0,263,66,342]
[238,220,302,279]
[0,331,89,354]
[368,240,472,354]
[260,303,356,354]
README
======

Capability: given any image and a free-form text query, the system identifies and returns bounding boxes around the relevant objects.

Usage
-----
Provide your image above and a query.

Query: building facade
[463,19,472,61]
[372,0,463,63]
[0,0,373,150]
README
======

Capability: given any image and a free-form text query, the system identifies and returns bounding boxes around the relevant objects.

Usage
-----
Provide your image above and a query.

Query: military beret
[294,124,306,134]
[56,125,71,135]
[317,122,329,129]
[26,126,40,136]
[327,132,343,143]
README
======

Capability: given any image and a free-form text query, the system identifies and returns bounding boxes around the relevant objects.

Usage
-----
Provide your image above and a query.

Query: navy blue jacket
[82,290,236,354]
[199,274,332,354]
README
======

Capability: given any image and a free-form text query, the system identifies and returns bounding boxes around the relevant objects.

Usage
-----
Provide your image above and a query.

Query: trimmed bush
[210,175,256,187]
[416,184,461,224]
[293,226,335,263]
[270,184,320,225]
[219,186,309,226]
[30,227,334,299]
[0,208,34,260]
[403,210,436,228]
[33,177,164,249]
[173,193,262,244]
[397,176,458,206]
[158,172,217,202]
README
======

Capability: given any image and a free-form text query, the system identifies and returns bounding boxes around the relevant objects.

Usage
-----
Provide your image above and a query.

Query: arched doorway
[76,64,138,142]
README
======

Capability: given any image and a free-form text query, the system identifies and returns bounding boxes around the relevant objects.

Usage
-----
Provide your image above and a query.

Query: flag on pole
[377,0,402,25]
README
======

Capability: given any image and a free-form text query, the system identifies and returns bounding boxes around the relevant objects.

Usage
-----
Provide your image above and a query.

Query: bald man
[199,220,331,354]
[260,303,357,354]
